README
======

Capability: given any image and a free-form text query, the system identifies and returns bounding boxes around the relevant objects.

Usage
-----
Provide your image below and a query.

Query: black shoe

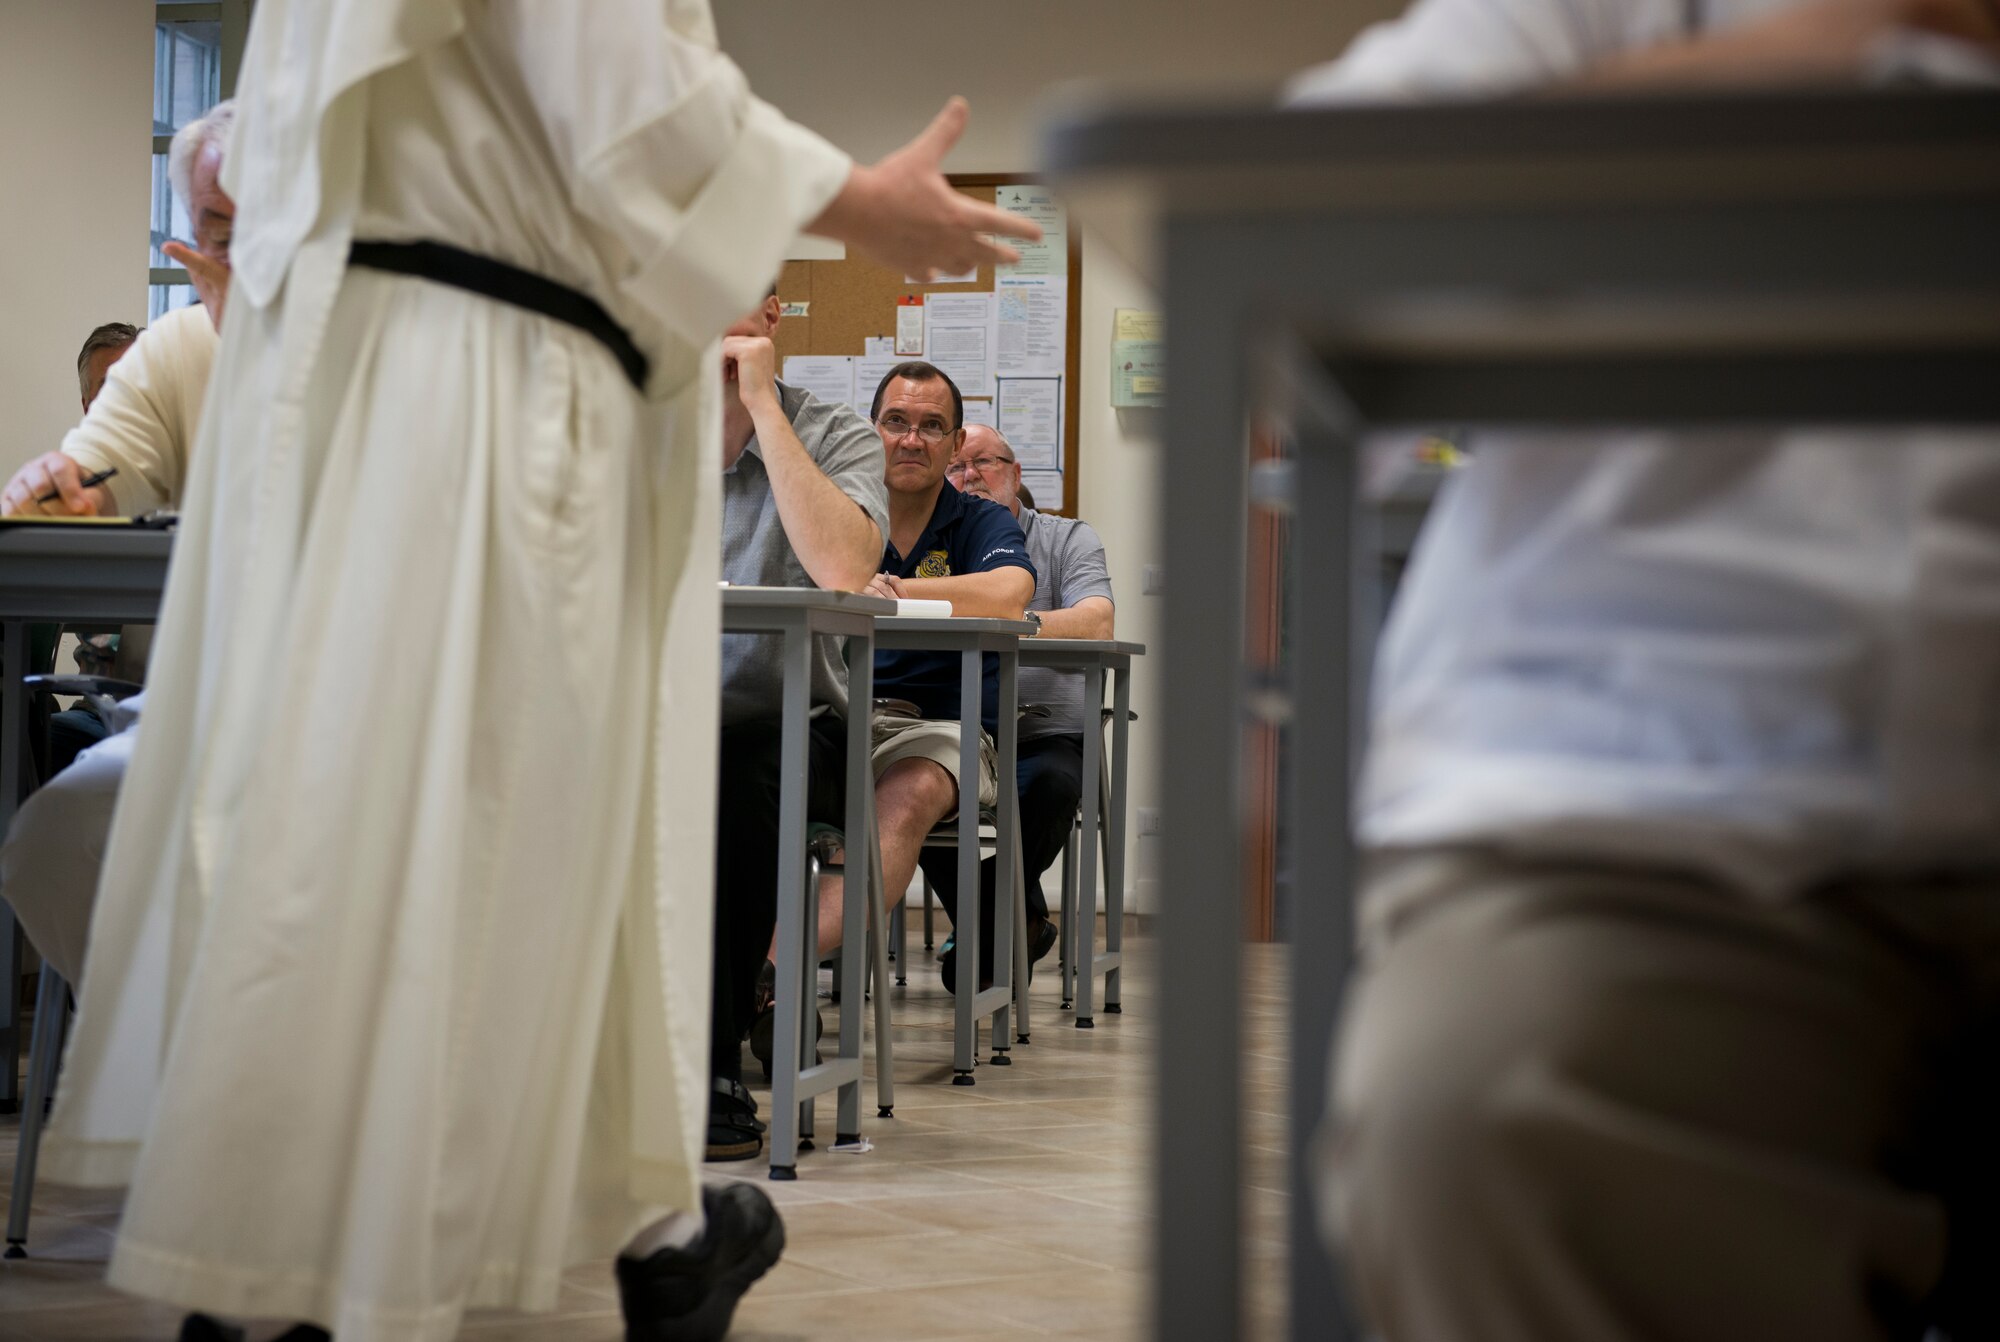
[616,1182,786,1342]
[941,918,1059,995]
[180,1318,329,1342]
[706,1077,765,1163]
[1028,916,1059,971]
[749,997,823,1083]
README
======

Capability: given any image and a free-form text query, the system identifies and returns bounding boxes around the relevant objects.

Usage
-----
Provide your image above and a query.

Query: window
[148,3,247,322]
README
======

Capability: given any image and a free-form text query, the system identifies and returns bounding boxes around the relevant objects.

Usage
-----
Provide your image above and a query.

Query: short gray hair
[967,423,1018,461]
[167,99,236,212]
[77,322,141,402]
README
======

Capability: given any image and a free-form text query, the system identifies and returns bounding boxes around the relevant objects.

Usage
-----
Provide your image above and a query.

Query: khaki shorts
[870,706,998,817]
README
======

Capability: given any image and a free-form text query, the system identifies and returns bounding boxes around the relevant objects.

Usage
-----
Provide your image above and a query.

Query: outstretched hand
[809,99,1044,281]
[162,241,230,333]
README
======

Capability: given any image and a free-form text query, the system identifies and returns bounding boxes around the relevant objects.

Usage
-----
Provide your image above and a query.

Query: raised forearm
[749,400,883,591]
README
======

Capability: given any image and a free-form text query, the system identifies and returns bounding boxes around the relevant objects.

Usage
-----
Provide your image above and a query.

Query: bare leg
[775,757,958,958]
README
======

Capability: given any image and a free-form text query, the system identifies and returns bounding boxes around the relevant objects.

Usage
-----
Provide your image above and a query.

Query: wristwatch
[1023,610,1042,636]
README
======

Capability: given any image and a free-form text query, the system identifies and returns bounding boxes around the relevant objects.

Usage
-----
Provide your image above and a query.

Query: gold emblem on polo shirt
[917,550,952,579]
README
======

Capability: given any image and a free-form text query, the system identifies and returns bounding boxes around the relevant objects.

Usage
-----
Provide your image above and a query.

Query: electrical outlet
[1143,564,1166,595]
[1138,807,1162,835]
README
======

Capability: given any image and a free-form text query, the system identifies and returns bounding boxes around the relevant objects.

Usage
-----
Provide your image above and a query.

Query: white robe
[40,2,848,1338]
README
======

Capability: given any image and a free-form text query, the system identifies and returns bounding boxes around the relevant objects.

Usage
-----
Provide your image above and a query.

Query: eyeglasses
[877,413,955,444]
[945,455,1015,479]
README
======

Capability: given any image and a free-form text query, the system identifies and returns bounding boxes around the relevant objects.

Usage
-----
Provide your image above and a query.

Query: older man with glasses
[923,424,1115,991]
[793,362,1036,997]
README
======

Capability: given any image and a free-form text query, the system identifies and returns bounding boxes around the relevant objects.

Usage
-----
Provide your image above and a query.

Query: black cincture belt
[348,240,649,392]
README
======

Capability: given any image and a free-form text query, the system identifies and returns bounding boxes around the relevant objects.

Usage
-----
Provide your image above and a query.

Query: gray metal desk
[719,586,894,1178]
[0,525,172,1112]
[1014,638,1144,1026]
[1045,87,2000,1342]
[871,616,1034,1079]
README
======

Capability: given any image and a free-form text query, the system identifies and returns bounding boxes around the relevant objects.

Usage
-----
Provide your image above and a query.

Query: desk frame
[0,527,172,1112]
[1047,86,2000,1342]
[1016,639,1144,1027]
[719,588,894,1178]
[873,617,1033,1079]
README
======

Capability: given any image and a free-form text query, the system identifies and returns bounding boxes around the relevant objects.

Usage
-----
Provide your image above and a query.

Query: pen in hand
[36,466,119,507]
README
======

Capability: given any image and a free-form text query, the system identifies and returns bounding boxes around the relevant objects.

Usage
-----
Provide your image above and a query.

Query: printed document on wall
[995,184,1067,281]
[923,292,997,399]
[781,356,856,410]
[997,377,1062,470]
[855,336,903,413]
[997,277,1066,378]
[1022,468,1063,511]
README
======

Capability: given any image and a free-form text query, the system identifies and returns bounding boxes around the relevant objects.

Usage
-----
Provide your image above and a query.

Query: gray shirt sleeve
[805,396,891,542]
[1026,510,1115,613]
[1020,511,1117,738]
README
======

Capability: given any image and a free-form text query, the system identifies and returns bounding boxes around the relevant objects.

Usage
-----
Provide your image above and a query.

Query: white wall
[0,0,155,478]
[722,0,1401,913]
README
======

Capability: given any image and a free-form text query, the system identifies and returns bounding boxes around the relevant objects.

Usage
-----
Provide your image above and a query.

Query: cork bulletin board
[772,175,1084,516]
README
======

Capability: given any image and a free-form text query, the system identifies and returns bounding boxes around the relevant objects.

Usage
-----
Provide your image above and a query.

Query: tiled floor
[1,929,1298,1341]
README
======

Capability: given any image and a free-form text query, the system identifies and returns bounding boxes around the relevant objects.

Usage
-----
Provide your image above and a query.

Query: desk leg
[1074,665,1104,1028]
[0,620,26,1112]
[991,650,1016,1060]
[1287,414,1366,1342]
[1156,231,1249,1342]
[1105,663,1131,1012]
[952,649,982,1083]
[836,625,872,1144]
[767,622,814,1179]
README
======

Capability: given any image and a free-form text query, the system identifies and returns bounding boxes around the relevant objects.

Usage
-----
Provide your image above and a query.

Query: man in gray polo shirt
[710,289,887,1159]
[923,423,1115,991]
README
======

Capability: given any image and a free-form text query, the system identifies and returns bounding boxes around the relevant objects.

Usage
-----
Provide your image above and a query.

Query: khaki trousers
[1319,850,2000,1342]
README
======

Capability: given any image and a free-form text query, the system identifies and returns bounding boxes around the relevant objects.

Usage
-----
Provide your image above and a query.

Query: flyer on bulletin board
[996,377,1062,469]
[994,184,1067,281]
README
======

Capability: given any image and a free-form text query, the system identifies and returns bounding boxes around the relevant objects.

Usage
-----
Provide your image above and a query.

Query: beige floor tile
[0,1299,188,1341]
[2,935,1316,1341]
[784,1230,1094,1291]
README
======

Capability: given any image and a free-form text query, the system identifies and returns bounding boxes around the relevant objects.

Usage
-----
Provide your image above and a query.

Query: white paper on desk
[995,184,1067,281]
[996,277,1066,379]
[782,355,856,410]
[922,292,996,398]
[996,377,1062,470]
[889,598,953,618]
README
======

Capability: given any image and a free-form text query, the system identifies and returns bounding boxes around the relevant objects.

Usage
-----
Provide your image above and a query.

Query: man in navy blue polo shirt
[849,361,1034,984]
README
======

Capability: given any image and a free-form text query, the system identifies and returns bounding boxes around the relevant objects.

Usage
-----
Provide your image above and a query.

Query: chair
[884,878,937,988]
[1057,705,1135,1016]
[5,673,142,1259]
[916,802,1031,1062]
[764,813,896,1179]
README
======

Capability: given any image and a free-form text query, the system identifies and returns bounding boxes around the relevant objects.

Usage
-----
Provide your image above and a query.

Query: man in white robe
[0,101,233,988]
[38,3,1034,1339]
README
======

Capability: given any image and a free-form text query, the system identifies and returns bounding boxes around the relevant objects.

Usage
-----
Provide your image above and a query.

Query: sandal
[706,1077,765,1163]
